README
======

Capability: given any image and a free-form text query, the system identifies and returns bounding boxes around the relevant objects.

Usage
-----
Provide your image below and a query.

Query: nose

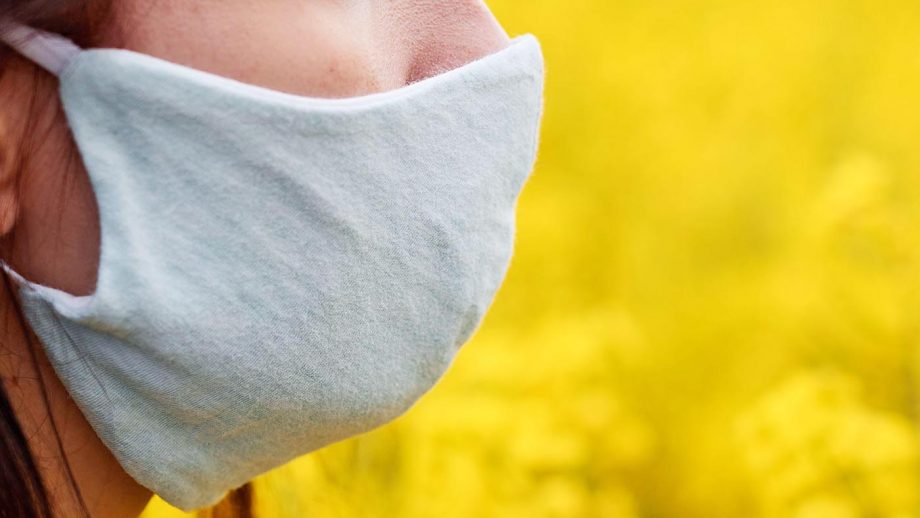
[382,0,511,85]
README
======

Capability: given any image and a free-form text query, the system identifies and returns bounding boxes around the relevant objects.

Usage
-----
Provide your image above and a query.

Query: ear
[0,115,22,238]
[0,52,43,240]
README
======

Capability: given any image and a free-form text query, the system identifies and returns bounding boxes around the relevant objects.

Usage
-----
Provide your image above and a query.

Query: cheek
[15,117,101,297]
[115,0,510,99]
[115,1,403,98]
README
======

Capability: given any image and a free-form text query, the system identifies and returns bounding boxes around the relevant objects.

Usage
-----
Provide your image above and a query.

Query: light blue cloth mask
[0,23,545,511]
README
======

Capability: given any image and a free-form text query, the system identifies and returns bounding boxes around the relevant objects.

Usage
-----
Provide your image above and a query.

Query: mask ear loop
[0,21,81,76]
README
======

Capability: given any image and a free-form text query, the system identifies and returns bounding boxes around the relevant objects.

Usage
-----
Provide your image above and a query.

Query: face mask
[0,22,544,511]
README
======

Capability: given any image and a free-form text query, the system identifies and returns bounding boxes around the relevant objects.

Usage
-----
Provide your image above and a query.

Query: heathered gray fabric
[14,35,544,511]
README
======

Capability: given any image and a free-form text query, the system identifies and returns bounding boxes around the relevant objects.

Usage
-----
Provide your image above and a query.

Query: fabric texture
[12,34,544,510]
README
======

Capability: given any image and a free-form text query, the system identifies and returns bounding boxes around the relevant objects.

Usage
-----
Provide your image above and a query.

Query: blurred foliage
[143,0,920,516]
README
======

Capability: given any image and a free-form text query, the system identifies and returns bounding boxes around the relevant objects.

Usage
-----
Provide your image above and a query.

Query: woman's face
[5,0,510,296]
[0,2,512,516]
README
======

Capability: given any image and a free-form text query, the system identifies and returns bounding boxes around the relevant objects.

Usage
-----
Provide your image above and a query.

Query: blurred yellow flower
[736,370,920,516]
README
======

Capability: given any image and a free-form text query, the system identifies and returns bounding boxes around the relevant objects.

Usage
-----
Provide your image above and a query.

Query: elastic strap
[0,21,81,76]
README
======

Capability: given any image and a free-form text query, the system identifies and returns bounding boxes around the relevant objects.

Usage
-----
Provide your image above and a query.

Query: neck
[0,282,152,517]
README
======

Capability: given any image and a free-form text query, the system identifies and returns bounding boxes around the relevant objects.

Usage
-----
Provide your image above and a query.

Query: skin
[0,1,510,516]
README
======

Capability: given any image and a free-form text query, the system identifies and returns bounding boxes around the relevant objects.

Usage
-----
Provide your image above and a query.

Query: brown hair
[0,1,254,516]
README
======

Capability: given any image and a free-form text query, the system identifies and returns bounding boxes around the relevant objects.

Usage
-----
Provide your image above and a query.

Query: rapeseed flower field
[144,1,920,516]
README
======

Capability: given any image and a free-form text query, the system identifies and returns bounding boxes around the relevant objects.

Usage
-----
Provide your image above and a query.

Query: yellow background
[144,1,920,516]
